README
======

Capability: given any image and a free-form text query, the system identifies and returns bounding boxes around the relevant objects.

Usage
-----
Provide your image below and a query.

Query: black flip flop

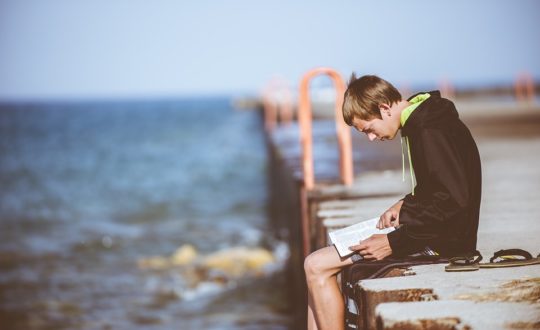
[445,250,483,272]
[479,249,540,268]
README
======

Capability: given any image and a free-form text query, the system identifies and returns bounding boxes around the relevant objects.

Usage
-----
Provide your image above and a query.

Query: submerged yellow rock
[137,245,276,278]
[201,247,275,277]
[171,244,198,266]
[138,244,198,270]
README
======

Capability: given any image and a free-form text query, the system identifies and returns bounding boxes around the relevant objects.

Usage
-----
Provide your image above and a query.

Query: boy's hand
[377,200,404,229]
[349,234,392,260]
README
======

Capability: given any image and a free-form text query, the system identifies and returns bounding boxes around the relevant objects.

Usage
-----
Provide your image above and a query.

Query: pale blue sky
[0,0,539,100]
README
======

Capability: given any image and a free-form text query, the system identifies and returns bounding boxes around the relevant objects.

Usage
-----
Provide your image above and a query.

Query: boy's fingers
[386,211,399,228]
[382,214,393,228]
[379,213,390,229]
[349,242,368,251]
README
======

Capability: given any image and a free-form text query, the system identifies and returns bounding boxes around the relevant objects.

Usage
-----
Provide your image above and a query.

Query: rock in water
[171,244,198,266]
[137,245,276,280]
[201,247,275,277]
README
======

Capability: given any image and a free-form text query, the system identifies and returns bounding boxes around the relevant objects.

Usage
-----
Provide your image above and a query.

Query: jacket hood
[401,91,459,137]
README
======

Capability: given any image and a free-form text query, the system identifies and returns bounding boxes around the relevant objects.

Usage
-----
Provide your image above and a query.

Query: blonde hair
[342,74,402,125]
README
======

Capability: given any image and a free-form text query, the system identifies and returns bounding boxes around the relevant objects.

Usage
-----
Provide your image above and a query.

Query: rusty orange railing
[298,68,353,189]
[297,67,353,256]
[262,77,294,131]
[515,72,535,103]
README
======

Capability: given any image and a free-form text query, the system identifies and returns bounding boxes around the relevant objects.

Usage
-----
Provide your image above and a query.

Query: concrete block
[376,300,540,330]
[357,264,540,329]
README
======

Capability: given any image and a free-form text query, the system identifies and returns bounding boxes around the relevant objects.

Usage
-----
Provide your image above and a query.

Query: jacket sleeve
[388,128,469,256]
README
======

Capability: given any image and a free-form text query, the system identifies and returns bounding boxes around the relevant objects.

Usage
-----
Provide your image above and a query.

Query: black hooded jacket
[387,91,482,257]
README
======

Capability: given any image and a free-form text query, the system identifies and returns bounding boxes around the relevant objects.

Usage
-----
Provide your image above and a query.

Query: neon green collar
[399,93,430,196]
[400,93,430,127]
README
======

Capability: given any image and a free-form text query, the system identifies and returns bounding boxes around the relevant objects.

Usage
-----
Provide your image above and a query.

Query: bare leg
[307,293,318,330]
[304,246,354,330]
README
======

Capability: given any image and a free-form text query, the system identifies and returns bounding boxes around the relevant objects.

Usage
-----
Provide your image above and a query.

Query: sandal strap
[449,250,483,265]
[490,249,532,263]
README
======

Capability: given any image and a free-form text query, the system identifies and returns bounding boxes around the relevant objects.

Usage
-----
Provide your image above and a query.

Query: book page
[328,217,395,258]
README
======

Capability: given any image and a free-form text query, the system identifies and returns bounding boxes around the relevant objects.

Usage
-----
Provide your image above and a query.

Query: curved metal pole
[298,67,353,190]
[298,67,353,256]
[515,72,535,104]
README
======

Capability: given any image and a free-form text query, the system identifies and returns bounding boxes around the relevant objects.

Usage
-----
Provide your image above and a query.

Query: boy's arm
[387,128,471,256]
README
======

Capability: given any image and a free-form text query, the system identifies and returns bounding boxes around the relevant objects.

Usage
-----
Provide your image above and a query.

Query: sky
[0,0,539,101]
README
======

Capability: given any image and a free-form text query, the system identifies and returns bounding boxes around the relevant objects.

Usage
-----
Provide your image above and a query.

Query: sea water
[0,98,292,329]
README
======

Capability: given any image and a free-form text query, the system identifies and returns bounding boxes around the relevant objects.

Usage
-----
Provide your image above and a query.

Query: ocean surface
[0,98,292,329]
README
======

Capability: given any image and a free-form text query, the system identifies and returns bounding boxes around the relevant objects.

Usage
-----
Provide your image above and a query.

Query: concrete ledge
[357,264,540,329]
[360,264,540,302]
[313,171,407,247]
[320,196,401,231]
[309,170,409,200]
[376,300,540,330]
[318,196,401,219]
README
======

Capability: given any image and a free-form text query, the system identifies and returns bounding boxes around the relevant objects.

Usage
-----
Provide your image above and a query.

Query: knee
[304,252,327,282]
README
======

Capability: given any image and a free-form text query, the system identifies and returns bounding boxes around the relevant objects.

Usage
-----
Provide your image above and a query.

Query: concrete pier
[265,98,540,329]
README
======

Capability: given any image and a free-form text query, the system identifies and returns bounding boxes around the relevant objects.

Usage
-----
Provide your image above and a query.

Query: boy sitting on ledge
[304,74,482,330]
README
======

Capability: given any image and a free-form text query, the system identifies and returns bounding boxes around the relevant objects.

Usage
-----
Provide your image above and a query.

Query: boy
[304,74,481,330]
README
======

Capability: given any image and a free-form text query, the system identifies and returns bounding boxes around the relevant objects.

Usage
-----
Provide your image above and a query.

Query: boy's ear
[379,103,391,116]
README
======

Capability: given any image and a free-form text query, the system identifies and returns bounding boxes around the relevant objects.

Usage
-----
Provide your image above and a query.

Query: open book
[328,217,395,258]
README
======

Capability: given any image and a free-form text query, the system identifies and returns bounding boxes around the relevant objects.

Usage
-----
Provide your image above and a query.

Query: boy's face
[351,104,400,141]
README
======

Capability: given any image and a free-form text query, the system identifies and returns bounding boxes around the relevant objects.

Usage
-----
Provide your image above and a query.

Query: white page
[328,217,395,258]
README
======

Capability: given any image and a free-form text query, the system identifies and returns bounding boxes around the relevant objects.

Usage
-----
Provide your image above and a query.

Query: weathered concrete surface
[313,171,407,247]
[376,300,540,330]
[317,172,407,224]
[360,264,540,302]
[474,137,540,258]
[317,195,401,248]
[456,99,539,118]
[310,170,409,200]
[359,265,540,329]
